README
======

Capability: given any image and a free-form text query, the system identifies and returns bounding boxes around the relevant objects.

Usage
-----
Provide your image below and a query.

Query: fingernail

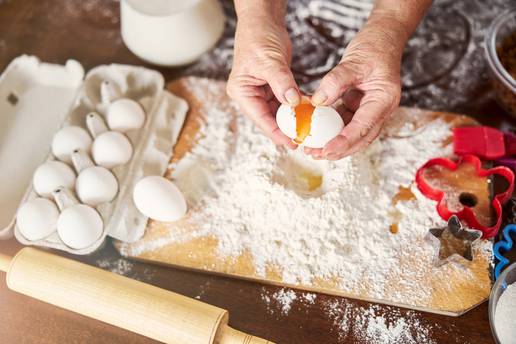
[284,88,300,106]
[311,91,327,105]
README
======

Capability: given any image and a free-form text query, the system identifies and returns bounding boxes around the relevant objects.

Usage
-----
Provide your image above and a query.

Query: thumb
[312,63,357,106]
[261,61,301,106]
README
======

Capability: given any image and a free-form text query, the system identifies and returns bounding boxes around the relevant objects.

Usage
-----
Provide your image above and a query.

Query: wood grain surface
[0,0,513,343]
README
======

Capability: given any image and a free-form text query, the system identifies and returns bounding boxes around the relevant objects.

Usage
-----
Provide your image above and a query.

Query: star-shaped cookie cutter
[416,154,514,238]
[493,224,516,280]
[427,215,482,266]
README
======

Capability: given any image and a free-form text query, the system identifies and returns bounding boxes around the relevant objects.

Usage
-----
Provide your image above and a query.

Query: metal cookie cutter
[493,224,516,280]
[427,215,482,266]
[416,154,514,238]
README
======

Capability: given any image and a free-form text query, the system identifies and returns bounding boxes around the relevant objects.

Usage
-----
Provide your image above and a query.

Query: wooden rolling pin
[0,247,273,344]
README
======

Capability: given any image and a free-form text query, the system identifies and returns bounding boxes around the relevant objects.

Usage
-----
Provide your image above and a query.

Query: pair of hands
[227,13,406,160]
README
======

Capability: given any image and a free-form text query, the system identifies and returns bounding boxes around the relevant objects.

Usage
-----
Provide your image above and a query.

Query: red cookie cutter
[415,154,515,238]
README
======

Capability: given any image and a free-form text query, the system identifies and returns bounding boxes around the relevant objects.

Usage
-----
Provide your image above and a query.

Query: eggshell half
[16,198,59,241]
[57,204,103,249]
[133,176,187,222]
[276,104,344,148]
[304,106,344,148]
[276,105,297,139]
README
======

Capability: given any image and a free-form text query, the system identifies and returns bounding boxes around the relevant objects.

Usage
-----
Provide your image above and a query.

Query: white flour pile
[494,283,516,344]
[121,78,493,306]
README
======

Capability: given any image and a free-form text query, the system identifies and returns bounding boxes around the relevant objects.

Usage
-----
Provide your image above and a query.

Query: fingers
[342,88,363,113]
[249,96,297,149]
[261,61,301,106]
[227,78,297,149]
[325,124,382,160]
[321,96,392,158]
[311,63,357,106]
[304,147,323,159]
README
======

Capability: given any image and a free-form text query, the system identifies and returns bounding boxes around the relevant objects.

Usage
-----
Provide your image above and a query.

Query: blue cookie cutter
[493,224,516,280]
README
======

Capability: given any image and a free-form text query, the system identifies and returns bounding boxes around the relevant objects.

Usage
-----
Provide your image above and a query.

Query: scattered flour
[494,283,516,344]
[273,288,298,315]
[194,280,212,300]
[95,256,155,282]
[261,287,317,315]
[324,299,436,344]
[302,292,317,305]
[260,287,440,343]
[96,257,134,275]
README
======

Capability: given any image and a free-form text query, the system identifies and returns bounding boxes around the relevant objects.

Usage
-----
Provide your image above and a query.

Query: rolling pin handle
[0,253,12,272]
[218,325,274,344]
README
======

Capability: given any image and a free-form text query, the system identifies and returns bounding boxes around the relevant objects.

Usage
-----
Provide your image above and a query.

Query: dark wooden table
[0,1,513,343]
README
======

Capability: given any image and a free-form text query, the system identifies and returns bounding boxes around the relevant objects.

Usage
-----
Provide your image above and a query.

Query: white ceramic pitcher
[121,0,225,66]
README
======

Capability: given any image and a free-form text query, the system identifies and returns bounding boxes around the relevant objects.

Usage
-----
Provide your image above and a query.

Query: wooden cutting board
[116,77,492,316]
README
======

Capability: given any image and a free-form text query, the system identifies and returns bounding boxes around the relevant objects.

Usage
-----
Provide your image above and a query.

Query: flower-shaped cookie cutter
[416,154,514,238]
[493,224,516,280]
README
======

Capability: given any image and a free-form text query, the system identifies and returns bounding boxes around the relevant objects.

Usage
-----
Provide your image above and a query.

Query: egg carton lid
[0,55,84,239]
[0,55,188,254]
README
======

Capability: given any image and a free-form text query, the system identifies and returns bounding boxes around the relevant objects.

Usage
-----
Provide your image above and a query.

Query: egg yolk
[293,99,315,145]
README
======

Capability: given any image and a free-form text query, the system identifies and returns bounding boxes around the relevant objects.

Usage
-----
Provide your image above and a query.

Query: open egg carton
[0,55,188,254]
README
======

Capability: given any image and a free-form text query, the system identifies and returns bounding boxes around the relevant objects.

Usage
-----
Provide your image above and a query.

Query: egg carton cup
[0,55,188,255]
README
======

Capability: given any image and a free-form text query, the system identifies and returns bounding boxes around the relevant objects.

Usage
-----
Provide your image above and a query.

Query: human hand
[305,17,407,160]
[227,9,300,149]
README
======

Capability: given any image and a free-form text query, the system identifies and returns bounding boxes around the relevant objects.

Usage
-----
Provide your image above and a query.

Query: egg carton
[0,55,188,254]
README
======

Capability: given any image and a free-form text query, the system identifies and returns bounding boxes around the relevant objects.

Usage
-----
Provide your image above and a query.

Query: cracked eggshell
[57,204,103,249]
[76,166,118,206]
[107,98,146,132]
[276,105,297,139]
[16,198,59,241]
[33,161,76,197]
[92,131,133,169]
[133,176,187,222]
[52,126,93,163]
[276,104,344,148]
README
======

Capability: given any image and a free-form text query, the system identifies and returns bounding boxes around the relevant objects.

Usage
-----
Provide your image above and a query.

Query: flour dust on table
[119,78,492,314]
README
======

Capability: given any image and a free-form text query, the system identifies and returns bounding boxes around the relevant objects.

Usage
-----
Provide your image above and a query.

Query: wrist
[366,14,411,47]
[368,0,432,41]
[235,0,286,25]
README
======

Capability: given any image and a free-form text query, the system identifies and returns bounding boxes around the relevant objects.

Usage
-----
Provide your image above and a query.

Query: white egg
[133,176,187,222]
[76,166,118,206]
[16,198,59,241]
[276,104,344,148]
[92,131,133,169]
[57,204,103,249]
[33,161,76,197]
[52,126,93,163]
[107,98,146,132]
